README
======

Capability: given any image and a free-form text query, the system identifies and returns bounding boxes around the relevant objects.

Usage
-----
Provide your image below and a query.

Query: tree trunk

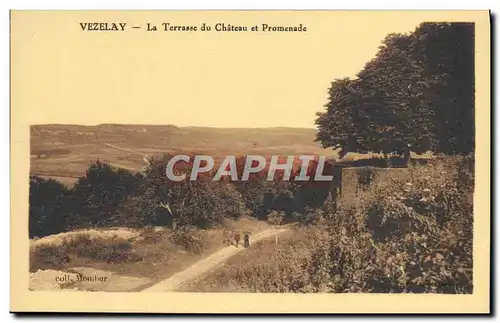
[383,152,389,167]
[403,146,410,166]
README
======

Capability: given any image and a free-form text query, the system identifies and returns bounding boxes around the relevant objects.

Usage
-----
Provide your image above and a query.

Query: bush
[30,244,70,272]
[61,233,140,263]
[167,180,247,229]
[139,227,170,244]
[314,156,473,293]
[170,227,205,254]
[29,176,71,238]
[113,188,170,228]
[30,233,143,271]
[67,161,144,230]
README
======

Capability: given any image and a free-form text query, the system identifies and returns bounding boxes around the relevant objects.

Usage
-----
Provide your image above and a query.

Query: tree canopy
[316,22,475,159]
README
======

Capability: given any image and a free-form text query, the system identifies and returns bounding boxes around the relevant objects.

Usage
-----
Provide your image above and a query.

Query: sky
[11,11,483,128]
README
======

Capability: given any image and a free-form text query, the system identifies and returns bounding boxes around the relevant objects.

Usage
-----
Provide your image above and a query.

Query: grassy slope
[180,226,319,292]
[30,217,269,285]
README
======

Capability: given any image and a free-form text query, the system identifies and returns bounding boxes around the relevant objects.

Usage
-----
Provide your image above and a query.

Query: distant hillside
[30,124,334,183]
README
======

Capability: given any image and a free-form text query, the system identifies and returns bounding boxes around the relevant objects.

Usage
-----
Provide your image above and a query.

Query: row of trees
[316,22,475,160]
[29,156,335,238]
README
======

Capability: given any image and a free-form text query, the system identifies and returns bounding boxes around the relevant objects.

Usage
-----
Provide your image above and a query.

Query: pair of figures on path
[224,230,250,248]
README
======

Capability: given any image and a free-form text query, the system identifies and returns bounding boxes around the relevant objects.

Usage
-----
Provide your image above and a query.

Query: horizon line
[30,123,320,130]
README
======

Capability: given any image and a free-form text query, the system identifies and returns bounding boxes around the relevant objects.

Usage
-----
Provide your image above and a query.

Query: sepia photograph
[10,10,490,313]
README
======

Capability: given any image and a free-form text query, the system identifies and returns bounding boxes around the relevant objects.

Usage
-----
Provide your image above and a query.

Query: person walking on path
[234,232,241,248]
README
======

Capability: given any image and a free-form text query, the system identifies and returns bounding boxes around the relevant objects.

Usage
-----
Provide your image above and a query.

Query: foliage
[144,154,248,229]
[29,176,71,238]
[315,156,473,293]
[30,233,141,271]
[170,226,206,254]
[292,159,334,211]
[267,210,285,226]
[201,157,473,294]
[412,23,475,154]
[315,78,367,158]
[67,160,144,229]
[316,22,475,158]
[196,228,329,293]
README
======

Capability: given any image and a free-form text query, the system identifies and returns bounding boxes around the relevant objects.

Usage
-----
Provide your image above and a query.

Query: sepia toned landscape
[23,17,477,298]
[30,124,333,186]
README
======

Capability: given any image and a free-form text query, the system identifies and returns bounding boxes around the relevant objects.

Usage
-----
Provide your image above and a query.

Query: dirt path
[141,226,292,292]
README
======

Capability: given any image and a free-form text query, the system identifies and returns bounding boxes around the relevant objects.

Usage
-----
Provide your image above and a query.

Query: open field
[30,124,334,180]
[30,124,435,184]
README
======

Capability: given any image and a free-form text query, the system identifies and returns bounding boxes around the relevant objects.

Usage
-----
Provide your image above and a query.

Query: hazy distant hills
[30,124,334,184]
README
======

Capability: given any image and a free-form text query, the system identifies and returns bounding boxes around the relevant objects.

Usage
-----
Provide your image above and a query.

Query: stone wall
[336,166,410,204]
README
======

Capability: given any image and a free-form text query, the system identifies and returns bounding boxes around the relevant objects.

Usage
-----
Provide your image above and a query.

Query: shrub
[170,227,205,254]
[30,244,70,272]
[29,176,71,238]
[316,156,474,293]
[61,233,140,263]
[139,227,171,244]
[30,233,143,271]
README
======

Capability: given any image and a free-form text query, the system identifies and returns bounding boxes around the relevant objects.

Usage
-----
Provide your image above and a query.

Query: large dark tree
[316,78,368,159]
[412,22,475,154]
[355,33,436,162]
[316,22,475,160]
